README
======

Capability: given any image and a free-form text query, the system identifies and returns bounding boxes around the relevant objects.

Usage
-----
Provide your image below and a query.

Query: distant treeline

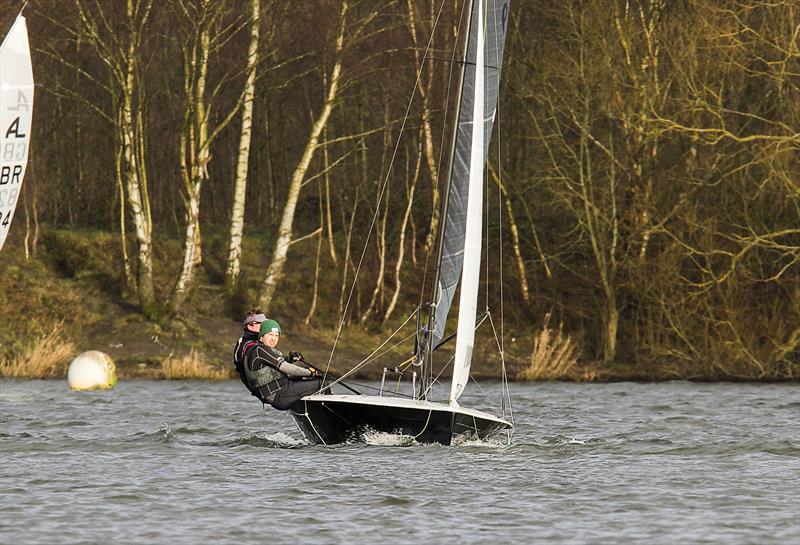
[3,0,798,379]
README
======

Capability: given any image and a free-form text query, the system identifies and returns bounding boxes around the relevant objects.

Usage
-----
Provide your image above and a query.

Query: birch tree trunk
[256,0,348,310]
[225,0,261,294]
[114,130,133,290]
[406,0,441,257]
[338,189,358,320]
[169,0,248,312]
[488,162,531,304]
[322,118,338,266]
[304,188,324,324]
[169,5,211,313]
[95,0,155,309]
[384,139,423,323]
[361,98,392,322]
[71,0,155,310]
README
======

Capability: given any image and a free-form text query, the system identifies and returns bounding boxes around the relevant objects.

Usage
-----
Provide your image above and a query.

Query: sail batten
[0,15,35,251]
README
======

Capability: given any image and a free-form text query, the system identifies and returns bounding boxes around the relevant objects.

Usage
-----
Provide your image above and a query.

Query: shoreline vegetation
[1,232,796,383]
[2,3,798,383]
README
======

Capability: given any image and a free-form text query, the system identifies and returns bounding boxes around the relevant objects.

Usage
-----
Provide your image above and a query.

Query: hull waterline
[289,394,512,446]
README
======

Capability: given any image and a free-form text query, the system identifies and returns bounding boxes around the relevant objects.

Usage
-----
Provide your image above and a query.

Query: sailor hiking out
[233,309,265,385]
[241,318,324,410]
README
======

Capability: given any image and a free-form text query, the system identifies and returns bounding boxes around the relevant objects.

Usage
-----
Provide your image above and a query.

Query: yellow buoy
[68,351,117,390]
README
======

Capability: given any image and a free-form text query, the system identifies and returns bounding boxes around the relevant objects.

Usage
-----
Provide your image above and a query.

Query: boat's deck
[300,393,512,427]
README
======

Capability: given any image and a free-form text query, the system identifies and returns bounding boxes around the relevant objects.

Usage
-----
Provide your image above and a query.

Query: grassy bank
[1,227,797,382]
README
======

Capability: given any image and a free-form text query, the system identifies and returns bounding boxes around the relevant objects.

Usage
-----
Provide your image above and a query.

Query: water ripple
[1,380,797,545]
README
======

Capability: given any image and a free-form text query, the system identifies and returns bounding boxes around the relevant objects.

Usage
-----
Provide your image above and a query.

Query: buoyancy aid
[233,330,260,377]
[242,343,286,403]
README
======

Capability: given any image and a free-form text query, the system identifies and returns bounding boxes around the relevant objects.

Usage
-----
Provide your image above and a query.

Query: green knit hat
[259,319,281,336]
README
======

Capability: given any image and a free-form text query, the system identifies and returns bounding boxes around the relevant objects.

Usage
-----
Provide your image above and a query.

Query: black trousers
[269,377,326,411]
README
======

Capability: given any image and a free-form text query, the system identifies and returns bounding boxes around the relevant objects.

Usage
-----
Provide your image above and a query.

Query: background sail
[430,0,510,349]
[0,16,35,251]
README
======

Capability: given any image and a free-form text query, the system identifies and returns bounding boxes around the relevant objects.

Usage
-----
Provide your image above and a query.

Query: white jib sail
[0,15,35,251]
[450,0,485,405]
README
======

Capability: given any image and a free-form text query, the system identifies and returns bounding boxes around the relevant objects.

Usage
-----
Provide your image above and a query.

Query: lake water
[1,380,798,544]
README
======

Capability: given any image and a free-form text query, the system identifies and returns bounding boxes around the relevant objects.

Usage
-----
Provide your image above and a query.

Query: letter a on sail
[0,15,35,251]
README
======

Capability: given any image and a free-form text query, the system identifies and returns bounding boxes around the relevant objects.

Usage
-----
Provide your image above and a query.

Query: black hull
[289,396,511,446]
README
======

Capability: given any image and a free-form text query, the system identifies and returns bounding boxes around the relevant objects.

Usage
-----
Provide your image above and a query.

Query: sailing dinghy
[291,0,512,446]
[0,11,34,251]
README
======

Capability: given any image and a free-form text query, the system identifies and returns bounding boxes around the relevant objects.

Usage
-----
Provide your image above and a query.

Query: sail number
[2,142,27,161]
[0,165,24,185]
[0,187,19,208]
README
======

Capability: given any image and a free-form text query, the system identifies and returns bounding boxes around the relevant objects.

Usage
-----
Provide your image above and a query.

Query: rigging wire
[417,0,466,319]
[488,311,514,425]
[420,310,490,400]
[322,311,419,392]
[323,1,449,383]
[491,1,511,421]
[419,0,471,394]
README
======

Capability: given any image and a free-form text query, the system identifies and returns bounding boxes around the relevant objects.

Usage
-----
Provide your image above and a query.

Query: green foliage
[142,302,167,323]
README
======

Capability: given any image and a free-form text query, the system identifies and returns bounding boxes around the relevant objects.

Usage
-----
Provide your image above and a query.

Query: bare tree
[67,0,156,311]
[405,0,442,256]
[168,0,248,312]
[256,0,349,310]
[383,135,423,322]
[224,0,261,294]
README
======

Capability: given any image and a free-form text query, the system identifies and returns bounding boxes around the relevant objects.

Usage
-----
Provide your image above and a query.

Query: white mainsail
[0,15,35,251]
[429,0,508,355]
[290,0,514,445]
[450,0,485,404]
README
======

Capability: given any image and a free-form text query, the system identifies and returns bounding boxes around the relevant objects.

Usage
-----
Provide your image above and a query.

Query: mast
[450,0,484,404]
[420,0,475,400]
[418,0,509,402]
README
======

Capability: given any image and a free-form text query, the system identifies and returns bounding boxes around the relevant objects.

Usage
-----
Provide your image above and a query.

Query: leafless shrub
[0,323,75,378]
[160,349,230,380]
[518,313,580,381]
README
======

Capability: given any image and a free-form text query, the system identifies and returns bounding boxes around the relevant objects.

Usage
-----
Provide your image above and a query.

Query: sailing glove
[287,351,303,363]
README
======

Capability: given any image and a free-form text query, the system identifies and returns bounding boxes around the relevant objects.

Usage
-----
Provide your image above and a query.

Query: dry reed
[518,313,580,381]
[0,324,76,378]
[160,349,230,380]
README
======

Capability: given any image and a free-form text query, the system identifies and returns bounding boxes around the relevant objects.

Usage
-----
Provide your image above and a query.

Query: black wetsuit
[233,329,260,385]
[243,343,324,411]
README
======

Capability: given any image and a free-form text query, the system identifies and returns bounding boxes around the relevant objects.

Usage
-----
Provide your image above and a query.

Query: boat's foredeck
[300,393,512,427]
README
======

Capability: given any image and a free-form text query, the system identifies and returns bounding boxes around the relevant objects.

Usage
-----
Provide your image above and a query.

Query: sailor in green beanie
[240,318,325,411]
[259,318,281,338]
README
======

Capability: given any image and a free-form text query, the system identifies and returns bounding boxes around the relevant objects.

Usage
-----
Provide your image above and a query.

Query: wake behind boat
[287,0,514,446]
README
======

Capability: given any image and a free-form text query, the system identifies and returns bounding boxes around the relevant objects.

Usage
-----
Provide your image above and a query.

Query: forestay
[0,15,35,251]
